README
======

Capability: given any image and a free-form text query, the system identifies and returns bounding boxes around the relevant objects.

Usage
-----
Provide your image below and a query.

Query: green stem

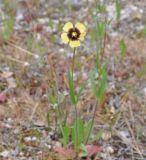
[72,48,76,78]
[85,100,98,144]
[72,48,78,150]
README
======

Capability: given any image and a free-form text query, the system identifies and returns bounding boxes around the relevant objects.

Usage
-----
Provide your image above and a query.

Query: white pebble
[33,54,40,59]
[0,150,10,158]
[24,136,31,142]
[31,136,37,141]
[106,146,114,154]
[143,87,146,96]
[23,62,30,67]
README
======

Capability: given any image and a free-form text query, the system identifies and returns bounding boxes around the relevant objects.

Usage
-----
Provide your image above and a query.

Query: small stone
[55,141,61,148]
[49,131,54,136]
[0,150,10,158]
[106,146,114,154]
[24,136,31,142]
[143,87,146,96]
[7,118,13,123]
[102,132,112,141]
[37,151,43,156]
[59,48,64,53]
[100,153,107,159]
[4,123,13,129]
[82,73,88,81]
[33,54,40,59]
[19,152,24,156]
[63,90,69,96]
[31,136,37,141]
[144,116,146,122]
[45,144,52,150]
[110,106,115,114]
[118,130,130,138]
[23,62,30,67]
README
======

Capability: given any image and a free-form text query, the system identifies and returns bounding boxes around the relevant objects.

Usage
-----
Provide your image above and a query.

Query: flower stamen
[72,32,77,37]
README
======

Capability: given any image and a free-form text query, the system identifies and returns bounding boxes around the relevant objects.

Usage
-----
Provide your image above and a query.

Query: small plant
[52,20,107,156]
[61,22,88,151]
[49,3,109,158]
[47,0,126,158]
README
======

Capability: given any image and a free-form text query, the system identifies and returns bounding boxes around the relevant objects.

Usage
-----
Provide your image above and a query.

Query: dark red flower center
[67,27,80,41]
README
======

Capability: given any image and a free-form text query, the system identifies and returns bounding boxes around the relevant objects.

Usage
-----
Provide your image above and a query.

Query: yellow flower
[61,22,86,48]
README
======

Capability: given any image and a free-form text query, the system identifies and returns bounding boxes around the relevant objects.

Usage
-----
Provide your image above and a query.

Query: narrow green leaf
[84,119,93,141]
[89,69,98,96]
[60,125,71,146]
[115,0,121,20]
[47,112,51,127]
[68,71,76,104]
[76,83,85,102]
[89,65,107,104]
[26,35,33,52]
[2,16,14,40]
[137,63,146,78]
[119,39,126,58]
[97,22,105,38]
[97,65,107,103]
[72,118,84,149]
[48,95,57,105]
[97,4,106,13]
[143,26,146,36]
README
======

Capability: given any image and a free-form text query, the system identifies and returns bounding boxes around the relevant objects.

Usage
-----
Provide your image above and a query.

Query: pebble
[105,146,114,154]
[33,54,40,59]
[143,87,146,96]
[144,116,146,122]
[102,132,112,141]
[0,150,10,158]
[82,72,88,81]
[7,118,13,123]
[45,144,52,150]
[63,90,69,96]
[54,141,62,147]
[24,136,31,142]
[19,152,24,156]
[59,48,65,53]
[23,62,30,67]
[31,136,37,141]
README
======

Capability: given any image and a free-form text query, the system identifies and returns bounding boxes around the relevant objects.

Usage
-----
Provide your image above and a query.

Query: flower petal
[63,22,73,32]
[61,33,69,44]
[79,32,86,41]
[75,22,86,33]
[69,40,80,48]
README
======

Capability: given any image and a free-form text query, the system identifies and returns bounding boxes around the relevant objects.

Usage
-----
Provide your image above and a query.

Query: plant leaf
[68,71,76,104]
[54,146,75,159]
[2,16,14,40]
[72,118,84,149]
[119,39,126,58]
[86,144,102,157]
[84,119,93,141]
[115,0,121,20]
[60,125,71,147]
